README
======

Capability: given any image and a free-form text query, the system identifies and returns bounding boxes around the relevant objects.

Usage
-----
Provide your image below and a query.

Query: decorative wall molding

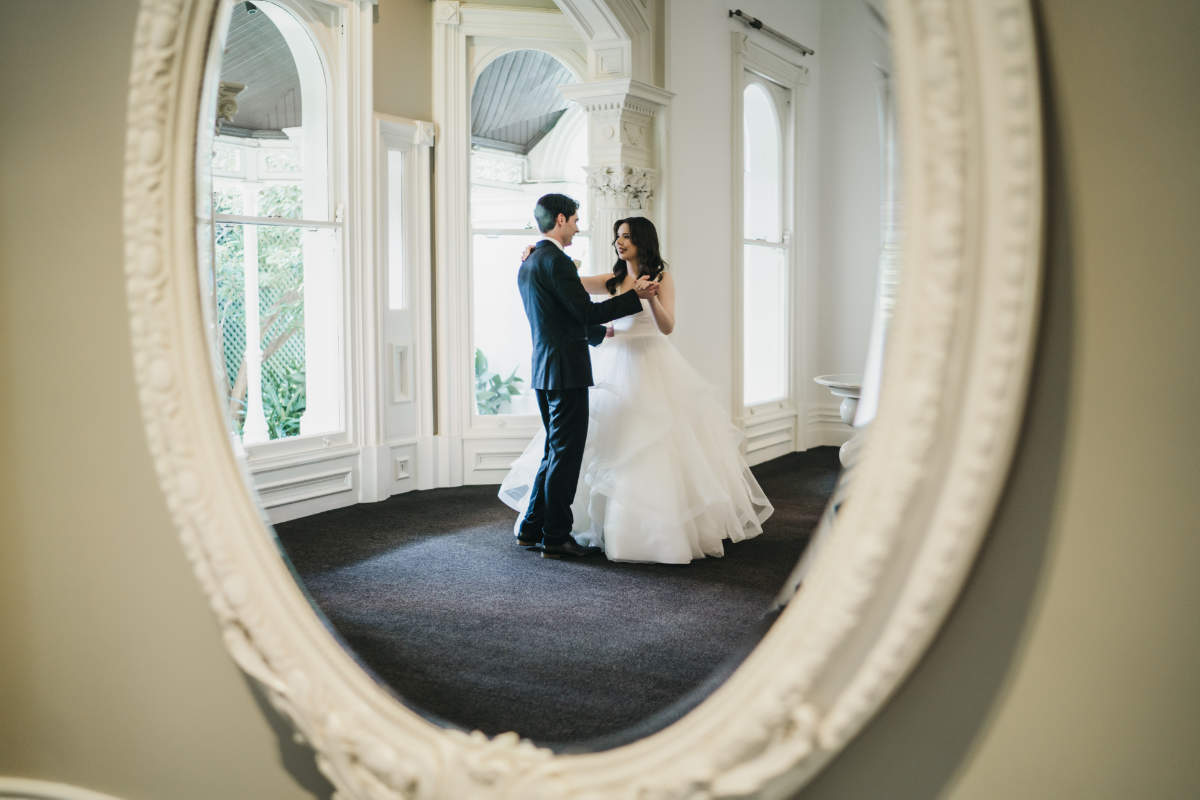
[469,149,524,184]
[558,76,673,116]
[392,454,411,482]
[255,467,353,509]
[559,78,671,174]
[554,0,657,81]
[389,343,411,403]
[122,0,1043,797]
[460,4,581,42]
[244,442,360,473]
[734,30,810,87]
[433,0,459,27]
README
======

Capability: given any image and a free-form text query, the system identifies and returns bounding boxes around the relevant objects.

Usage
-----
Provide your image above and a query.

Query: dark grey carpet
[274,448,839,751]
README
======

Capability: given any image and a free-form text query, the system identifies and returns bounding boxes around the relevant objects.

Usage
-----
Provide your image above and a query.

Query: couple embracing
[498,193,773,565]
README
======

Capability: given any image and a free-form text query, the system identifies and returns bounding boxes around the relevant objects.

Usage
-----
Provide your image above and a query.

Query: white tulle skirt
[498,331,774,564]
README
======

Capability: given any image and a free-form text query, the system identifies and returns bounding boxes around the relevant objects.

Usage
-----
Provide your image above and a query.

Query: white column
[432,0,470,485]
[559,79,673,275]
[241,182,269,443]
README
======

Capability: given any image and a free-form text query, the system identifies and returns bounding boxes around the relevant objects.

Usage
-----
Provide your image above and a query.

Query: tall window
[469,49,588,417]
[210,2,342,444]
[742,80,790,406]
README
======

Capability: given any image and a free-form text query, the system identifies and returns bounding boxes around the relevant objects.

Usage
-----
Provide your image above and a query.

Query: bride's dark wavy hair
[605,216,668,295]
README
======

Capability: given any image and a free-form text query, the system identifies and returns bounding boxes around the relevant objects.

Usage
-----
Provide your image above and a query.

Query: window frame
[465,48,590,430]
[207,0,362,471]
[432,4,589,486]
[740,76,791,408]
[730,31,811,462]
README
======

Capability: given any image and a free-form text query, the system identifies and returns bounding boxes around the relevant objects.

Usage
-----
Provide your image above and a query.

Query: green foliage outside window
[262,365,306,439]
[475,348,525,415]
[214,182,308,439]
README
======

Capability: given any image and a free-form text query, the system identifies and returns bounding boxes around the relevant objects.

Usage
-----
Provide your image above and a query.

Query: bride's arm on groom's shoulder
[648,270,675,335]
[578,272,611,295]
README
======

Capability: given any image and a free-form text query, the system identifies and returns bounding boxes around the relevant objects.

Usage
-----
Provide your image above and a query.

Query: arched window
[742,80,790,406]
[468,49,588,417]
[210,1,341,445]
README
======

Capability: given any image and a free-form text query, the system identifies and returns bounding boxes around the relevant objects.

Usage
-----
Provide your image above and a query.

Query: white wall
[813,0,889,376]
[663,0,881,430]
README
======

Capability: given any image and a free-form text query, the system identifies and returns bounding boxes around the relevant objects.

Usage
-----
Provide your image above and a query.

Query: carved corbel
[586,164,655,210]
[216,81,245,130]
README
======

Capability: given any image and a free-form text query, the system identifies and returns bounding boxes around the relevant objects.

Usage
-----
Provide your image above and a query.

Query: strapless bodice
[611,298,660,337]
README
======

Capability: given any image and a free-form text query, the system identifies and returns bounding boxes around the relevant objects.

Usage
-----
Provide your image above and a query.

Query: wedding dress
[499,299,774,564]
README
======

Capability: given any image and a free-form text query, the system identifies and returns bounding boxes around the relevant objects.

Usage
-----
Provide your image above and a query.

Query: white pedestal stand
[814,373,863,467]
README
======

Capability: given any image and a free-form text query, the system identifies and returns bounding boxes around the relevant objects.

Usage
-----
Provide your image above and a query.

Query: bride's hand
[634,277,659,298]
[520,244,535,261]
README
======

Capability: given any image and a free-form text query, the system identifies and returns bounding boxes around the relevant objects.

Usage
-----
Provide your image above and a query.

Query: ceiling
[471,50,576,155]
[218,3,301,136]
[216,9,576,151]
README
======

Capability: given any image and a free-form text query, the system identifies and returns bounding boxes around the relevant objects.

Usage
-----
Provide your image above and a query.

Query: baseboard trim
[806,422,853,449]
[256,467,354,509]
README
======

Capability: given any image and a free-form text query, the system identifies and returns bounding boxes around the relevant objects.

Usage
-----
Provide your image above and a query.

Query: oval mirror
[123,0,1042,796]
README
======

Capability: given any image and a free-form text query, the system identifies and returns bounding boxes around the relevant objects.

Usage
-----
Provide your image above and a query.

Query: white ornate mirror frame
[122,0,1042,796]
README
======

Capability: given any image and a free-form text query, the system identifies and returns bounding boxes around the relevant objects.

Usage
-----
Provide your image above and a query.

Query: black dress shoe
[540,538,603,559]
[514,532,541,548]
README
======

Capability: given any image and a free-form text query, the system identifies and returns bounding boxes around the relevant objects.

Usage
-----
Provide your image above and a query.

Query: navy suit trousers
[520,387,589,544]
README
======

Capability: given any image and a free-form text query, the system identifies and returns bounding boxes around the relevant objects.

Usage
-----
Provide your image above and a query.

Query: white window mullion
[214,214,340,230]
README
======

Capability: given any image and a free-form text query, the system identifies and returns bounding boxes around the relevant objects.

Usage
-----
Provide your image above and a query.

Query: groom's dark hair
[534,193,579,233]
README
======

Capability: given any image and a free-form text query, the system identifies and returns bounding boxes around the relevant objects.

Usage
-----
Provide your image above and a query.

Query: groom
[515,193,658,558]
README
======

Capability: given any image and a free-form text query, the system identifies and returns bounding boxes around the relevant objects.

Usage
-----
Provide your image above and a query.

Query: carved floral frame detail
[122,0,1042,796]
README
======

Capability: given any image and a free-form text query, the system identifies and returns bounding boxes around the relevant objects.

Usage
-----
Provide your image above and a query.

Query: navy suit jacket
[518,239,643,390]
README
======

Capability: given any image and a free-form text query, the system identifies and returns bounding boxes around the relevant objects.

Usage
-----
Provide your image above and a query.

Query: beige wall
[374,0,432,120]
[801,1,1200,797]
[0,1,328,797]
[664,0,823,400]
[0,2,1196,799]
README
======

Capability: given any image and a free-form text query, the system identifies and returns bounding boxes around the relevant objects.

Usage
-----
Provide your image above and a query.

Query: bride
[499,217,773,564]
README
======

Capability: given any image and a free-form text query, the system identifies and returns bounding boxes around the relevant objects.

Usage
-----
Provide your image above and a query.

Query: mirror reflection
[199,0,894,749]
[209,0,341,445]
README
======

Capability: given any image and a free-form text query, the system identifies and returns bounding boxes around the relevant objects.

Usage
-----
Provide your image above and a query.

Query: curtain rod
[728,9,815,57]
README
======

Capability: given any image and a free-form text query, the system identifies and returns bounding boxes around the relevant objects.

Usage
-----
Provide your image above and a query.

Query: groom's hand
[605,324,615,338]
